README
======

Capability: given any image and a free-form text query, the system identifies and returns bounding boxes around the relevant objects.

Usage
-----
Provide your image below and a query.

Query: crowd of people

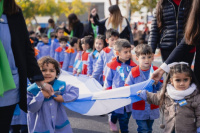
[2,0,200,133]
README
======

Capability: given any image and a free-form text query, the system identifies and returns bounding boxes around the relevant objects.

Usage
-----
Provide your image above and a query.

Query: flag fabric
[59,70,155,116]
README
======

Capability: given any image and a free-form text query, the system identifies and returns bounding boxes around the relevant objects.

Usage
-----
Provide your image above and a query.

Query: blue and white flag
[59,70,155,116]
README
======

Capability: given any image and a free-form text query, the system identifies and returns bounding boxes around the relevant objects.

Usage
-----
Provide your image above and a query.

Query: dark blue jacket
[148,0,187,53]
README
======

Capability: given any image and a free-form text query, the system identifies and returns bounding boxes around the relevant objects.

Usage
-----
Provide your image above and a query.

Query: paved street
[66,49,163,133]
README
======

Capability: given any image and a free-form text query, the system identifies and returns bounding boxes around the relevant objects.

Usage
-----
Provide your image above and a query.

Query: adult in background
[152,0,200,83]
[64,13,84,39]
[84,13,100,39]
[91,5,135,47]
[148,0,194,63]
[45,18,56,39]
[0,0,54,132]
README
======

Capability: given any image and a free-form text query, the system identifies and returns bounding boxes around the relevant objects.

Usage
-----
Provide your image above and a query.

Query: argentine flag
[59,70,155,116]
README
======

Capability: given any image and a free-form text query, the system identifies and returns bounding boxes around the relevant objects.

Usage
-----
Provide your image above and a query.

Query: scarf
[70,30,73,38]
[0,0,16,96]
[167,83,196,100]
[91,23,97,38]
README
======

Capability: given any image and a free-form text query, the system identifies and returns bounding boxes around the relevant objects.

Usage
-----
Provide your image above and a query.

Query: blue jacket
[87,51,103,85]
[62,48,77,72]
[37,42,51,59]
[104,57,137,114]
[92,47,115,81]
[54,47,68,68]
[27,79,79,133]
[50,38,59,58]
[125,65,163,120]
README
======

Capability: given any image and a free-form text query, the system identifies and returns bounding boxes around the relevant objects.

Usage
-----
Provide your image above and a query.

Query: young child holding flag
[27,56,79,133]
[125,44,163,133]
[104,39,137,132]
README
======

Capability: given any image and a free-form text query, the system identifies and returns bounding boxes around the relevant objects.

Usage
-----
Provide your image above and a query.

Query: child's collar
[116,56,131,65]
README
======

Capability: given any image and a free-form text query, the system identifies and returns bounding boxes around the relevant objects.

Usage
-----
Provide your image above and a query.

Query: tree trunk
[109,0,112,6]
[116,0,119,5]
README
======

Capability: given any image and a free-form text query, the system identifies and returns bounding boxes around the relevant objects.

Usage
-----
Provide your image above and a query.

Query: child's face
[95,39,104,52]
[41,63,57,83]
[81,43,89,51]
[56,30,64,39]
[73,42,78,50]
[42,37,49,44]
[137,54,153,70]
[60,41,67,48]
[118,47,132,62]
[170,72,191,91]
[106,36,118,47]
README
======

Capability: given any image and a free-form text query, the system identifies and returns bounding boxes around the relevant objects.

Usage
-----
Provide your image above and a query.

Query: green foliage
[16,0,87,24]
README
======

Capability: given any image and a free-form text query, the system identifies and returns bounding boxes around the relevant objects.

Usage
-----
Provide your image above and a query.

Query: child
[37,34,50,59]
[92,28,119,81]
[104,39,137,132]
[50,27,64,58]
[76,35,94,75]
[27,56,79,133]
[137,63,200,133]
[62,37,79,72]
[87,35,106,85]
[73,39,83,75]
[55,36,69,68]
[125,44,163,133]
[49,32,56,45]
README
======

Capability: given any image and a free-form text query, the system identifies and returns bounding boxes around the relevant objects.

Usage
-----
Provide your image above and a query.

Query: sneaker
[109,121,118,132]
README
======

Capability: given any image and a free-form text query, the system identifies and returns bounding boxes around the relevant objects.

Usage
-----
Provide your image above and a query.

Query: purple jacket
[50,38,59,58]
[62,48,77,72]
[27,80,79,133]
[125,65,162,120]
[92,47,115,81]
[37,42,51,59]
[104,57,137,114]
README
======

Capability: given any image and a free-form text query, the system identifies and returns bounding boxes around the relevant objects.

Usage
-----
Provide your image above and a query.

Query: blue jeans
[111,111,131,133]
[136,119,154,133]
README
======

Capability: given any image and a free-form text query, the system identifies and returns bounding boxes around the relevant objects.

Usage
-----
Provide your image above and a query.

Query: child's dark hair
[84,35,94,49]
[114,39,131,52]
[106,28,120,39]
[29,31,35,36]
[159,63,200,111]
[41,34,48,38]
[135,44,153,57]
[38,56,61,76]
[92,35,107,58]
[56,27,64,33]
[69,37,78,47]
[78,39,83,51]
[59,36,69,43]
[50,32,56,38]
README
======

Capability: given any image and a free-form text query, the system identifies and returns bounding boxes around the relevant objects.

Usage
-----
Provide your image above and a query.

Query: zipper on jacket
[168,0,183,47]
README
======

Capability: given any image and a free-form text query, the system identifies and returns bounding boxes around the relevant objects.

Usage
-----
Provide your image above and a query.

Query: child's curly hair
[38,56,61,76]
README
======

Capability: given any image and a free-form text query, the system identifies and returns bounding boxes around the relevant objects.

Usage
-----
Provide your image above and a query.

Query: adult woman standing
[83,13,100,39]
[64,13,84,39]
[148,0,194,63]
[0,0,53,132]
[45,18,56,39]
[91,5,134,46]
[152,0,200,83]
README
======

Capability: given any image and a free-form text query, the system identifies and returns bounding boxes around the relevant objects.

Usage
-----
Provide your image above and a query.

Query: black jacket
[7,11,44,112]
[83,21,101,38]
[93,16,134,46]
[165,39,198,80]
[148,0,187,53]
[64,21,84,39]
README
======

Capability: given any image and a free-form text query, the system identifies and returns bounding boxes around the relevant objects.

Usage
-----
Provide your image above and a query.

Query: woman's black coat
[64,21,84,39]
[148,0,187,53]
[6,11,44,112]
